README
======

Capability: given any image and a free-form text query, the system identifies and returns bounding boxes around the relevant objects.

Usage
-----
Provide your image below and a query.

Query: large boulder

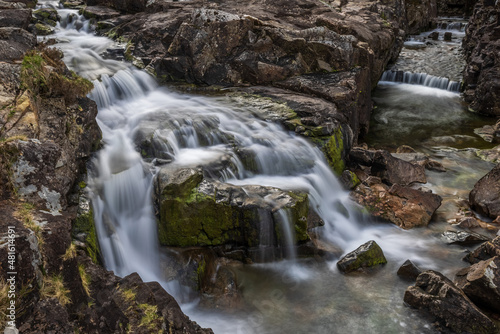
[469,163,500,219]
[351,182,442,229]
[336,240,387,273]
[0,27,36,62]
[154,167,309,261]
[455,256,500,313]
[404,270,498,334]
[397,259,422,280]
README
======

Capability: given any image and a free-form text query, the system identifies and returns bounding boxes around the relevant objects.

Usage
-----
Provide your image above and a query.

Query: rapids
[37,3,496,333]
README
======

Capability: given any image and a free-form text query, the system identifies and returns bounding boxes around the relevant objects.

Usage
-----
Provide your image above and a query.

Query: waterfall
[380,70,461,92]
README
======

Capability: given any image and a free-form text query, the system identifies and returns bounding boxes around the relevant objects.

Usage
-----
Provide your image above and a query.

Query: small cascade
[436,21,466,32]
[274,209,297,261]
[380,70,461,92]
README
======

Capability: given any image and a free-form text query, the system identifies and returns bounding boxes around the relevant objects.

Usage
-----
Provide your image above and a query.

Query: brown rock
[464,236,500,264]
[372,150,427,185]
[404,270,498,334]
[351,183,442,229]
[469,163,500,219]
[455,256,500,313]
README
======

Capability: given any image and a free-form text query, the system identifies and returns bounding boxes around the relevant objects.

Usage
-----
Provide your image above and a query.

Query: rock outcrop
[154,166,309,261]
[462,0,500,116]
[0,6,211,332]
[404,270,498,334]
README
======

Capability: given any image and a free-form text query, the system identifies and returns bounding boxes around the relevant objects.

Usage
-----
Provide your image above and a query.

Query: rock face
[469,163,500,219]
[351,182,442,229]
[0,8,211,333]
[462,0,500,116]
[336,240,387,273]
[404,270,498,334]
[92,0,435,149]
[154,167,309,261]
[455,256,500,314]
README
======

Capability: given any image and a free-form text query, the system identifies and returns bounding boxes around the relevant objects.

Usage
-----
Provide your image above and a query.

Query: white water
[380,70,461,92]
[38,5,477,333]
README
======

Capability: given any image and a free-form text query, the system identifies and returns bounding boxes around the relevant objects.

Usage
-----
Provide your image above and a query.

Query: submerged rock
[455,256,500,314]
[397,259,422,280]
[337,240,387,273]
[469,163,500,219]
[404,270,498,334]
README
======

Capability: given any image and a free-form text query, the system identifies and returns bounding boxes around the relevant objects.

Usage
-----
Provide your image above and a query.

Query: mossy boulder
[33,8,60,27]
[34,23,54,35]
[336,240,387,273]
[155,167,309,257]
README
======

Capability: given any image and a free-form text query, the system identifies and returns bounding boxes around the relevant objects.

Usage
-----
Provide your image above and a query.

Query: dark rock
[455,256,500,313]
[351,182,442,229]
[372,150,427,185]
[0,27,36,62]
[462,0,500,116]
[442,230,491,245]
[428,31,439,40]
[443,31,452,41]
[18,299,73,333]
[337,240,387,273]
[397,259,422,280]
[80,5,121,20]
[340,169,361,190]
[396,145,417,153]
[404,270,498,334]
[469,163,500,219]
[349,147,375,166]
[0,8,31,29]
[425,159,446,172]
[33,8,59,27]
[456,216,482,229]
[464,236,500,264]
[87,0,146,13]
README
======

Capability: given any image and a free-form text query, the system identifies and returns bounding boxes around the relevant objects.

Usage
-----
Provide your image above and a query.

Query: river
[37,4,497,333]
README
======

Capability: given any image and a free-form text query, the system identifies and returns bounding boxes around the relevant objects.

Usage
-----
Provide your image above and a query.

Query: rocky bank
[0,2,211,332]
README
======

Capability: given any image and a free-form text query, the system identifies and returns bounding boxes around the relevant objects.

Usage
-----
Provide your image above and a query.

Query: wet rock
[428,31,439,40]
[155,167,309,261]
[372,150,426,185]
[464,236,500,264]
[351,182,442,229]
[456,216,482,229]
[340,169,361,190]
[462,0,500,116]
[469,163,500,219]
[337,240,387,273]
[455,256,500,313]
[404,270,498,334]
[397,259,422,280]
[442,230,490,245]
[443,31,452,41]
[33,8,59,27]
[348,148,426,185]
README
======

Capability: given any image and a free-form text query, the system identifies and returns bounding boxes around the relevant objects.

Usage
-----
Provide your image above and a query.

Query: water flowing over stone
[380,70,461,92]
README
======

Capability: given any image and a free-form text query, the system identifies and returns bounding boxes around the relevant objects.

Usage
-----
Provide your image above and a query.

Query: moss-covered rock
[34,23,54,36]
[323,126,345,175]
[336,240,387,273]
[155,167,310,253]
[73,197,101,264]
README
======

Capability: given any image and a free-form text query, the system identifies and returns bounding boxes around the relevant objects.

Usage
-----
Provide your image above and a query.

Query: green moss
[138,304,161,332]
[34,23,54,35]
[323,126,345,175]
[73,208,101,264]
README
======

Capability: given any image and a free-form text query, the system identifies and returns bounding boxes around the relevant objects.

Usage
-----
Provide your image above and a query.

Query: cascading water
[380,70,461,92]
[37,5,489,333]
